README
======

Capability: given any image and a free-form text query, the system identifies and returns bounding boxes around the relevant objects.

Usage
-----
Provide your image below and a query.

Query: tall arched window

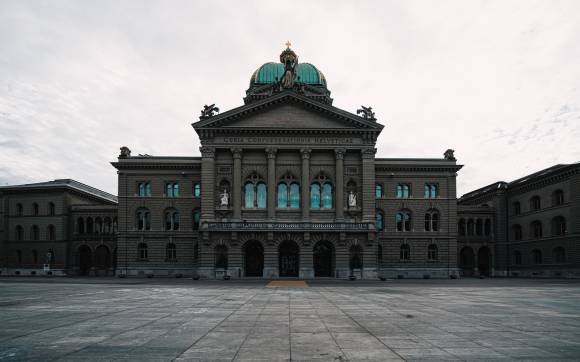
[16,203,23,216]
[138,243,148,259]
[532,249,542,264]
[136,208,151,231]
[277,173,300,209]
[425,209,439,231]
[513,224,522,241]
[277,183,288,208]
[458,218,466,236]
[427,244,438,260]
[376,210,384,231]
[310,174,332,209]
[47,225,55,241]
[375,184,383,198]
[166,243,176,260]
[310,183,321,208]
[49,202,55,216]
[31,225,39,241]
[322,183,333,209]
[552,216,566,236]
[531,220,542,239]
[86,217,93,233]
[215,245,228,269]
[256,183,267,208]
[475,219,483,236]
[396,211,411,232]
[396,184,410,198]
[484,219,491,236]
[166,182,179,197]
[289,183,300,208]
[530,196,541,210]
[400,244,410,260]
[16,225,23,241]
[164,209,180,230]
[194,183,201,198]
[512,250,522,265]
[33,203,39,216]
[553,247,566,263]
[77,218,85,233]
[95,217,102,234]
[467,219,475,236]
[552,190,564,206]
[243,174,267,209]
[193,209,201,230]
[244,182,255,208]
[104,217,112,233]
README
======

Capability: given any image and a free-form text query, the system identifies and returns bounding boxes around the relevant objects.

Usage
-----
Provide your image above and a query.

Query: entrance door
[78,245,92,276]
[94,245,111,275]
[244,240,264,277]
[279,241,299,277]
[314,241,334,277]
[478,247,491,276]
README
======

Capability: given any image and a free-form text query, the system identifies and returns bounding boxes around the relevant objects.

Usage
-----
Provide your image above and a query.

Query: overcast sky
[1,0,579,196]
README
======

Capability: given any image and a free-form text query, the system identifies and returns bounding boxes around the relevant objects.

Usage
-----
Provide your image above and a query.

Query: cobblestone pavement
[1,278,580,361]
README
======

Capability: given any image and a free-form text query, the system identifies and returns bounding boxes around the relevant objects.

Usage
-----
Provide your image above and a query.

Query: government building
[1,46,579,279]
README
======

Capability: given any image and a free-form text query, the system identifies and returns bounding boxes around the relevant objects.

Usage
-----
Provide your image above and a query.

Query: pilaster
[300,148,311,221]
[361,148,376,222]
[200,146,216,223]
[335,148,345,221]
[231,148,243,220]
[266,148,277,220]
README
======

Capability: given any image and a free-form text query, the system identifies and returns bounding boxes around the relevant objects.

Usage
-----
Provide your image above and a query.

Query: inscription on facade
[221,136,357,145]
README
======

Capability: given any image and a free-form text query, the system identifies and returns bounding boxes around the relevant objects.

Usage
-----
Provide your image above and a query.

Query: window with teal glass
[425,183,438,198]
[244,182,255,208]
[173,183,179,197]
[193,183,201,198]
[277,183,288,208]
[376,211,384,231]
[289,183,300,209]
[375,184,383,198]
[256,183,267,209]
[322,182,333,209]
[310,183,321,208]
[138,182,145,196]
[397,184,410,198]
[166,182,179,197]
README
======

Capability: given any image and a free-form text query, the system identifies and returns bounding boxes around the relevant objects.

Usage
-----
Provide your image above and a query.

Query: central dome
[251,62,327,86]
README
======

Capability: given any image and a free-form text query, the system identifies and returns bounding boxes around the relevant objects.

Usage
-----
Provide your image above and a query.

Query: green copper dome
[251,62,327,86]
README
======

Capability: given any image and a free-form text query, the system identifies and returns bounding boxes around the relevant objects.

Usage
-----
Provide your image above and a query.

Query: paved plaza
[1,278,580,361]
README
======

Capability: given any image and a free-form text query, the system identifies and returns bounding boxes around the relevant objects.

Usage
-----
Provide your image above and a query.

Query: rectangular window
[396,184,410,198]
[138,182,152,197]
[166,182,179,197]
[193,183,201,198]
[424,183,438,198]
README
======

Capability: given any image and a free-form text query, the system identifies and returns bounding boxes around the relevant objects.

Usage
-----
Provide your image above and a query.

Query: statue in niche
[348,190,357,208]
[220,189,229,207]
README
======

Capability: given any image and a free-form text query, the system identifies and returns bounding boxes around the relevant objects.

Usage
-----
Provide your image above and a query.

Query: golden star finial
[285,40,291,49]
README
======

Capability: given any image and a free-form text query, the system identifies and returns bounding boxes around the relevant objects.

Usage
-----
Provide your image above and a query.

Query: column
[200,146,216,223]
[335,148,345,220]
[266,148,277,220]
[231,148,242,220]
[361,148,376,222]
[300,148,311,221]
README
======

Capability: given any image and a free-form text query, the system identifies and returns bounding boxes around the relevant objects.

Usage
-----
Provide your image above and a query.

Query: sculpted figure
[220,189,229,207]
[200,104,220,119]
[348,190,357,208]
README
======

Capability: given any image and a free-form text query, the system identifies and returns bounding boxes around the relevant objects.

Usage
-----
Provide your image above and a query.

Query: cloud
[0,0,579,195]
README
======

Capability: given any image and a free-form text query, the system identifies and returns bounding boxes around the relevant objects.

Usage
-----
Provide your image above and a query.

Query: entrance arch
[94,245,111,271]
[478,247,492,277]
[244,240,264,277]
[459,247,475,277]
[78,245,92,276]
[313,241,335,277]
[279,241,299,277]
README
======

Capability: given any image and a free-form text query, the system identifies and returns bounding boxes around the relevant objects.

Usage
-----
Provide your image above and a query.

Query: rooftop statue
[357,106,376,121]
[200,104,220,119]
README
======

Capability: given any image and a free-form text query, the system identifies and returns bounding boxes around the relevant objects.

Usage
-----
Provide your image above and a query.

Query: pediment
[192,92,383,131]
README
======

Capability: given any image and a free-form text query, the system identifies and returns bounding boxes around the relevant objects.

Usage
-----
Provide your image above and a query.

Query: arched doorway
[244,240,264,277]
[94,245,111,273]
[313,241,335,277]
[78,245,92,276]
[279,241,299,277]
[478,247,491,277]
[459,247,475,277]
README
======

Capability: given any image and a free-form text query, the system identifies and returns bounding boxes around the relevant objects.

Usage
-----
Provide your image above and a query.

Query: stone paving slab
[1,278,580,361]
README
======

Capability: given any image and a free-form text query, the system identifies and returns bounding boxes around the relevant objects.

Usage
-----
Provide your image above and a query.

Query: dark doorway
[279,241,299,277]
[313,241,335,277]
[459,247,475,276]
[478,247,491,277]
[349,245,363,270]
[244,240,264,277]
[78,245,92,276]
[94,245,111,271]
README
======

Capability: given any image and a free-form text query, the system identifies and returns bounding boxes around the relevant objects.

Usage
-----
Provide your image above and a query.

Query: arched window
[552,190,564,206]
[396,184,410,198]
[289,183,300,209]
[15,225,23,241]
[396,211,411,232]
[513,224,522,241]
[194,183,201,198]
[375,184,383,198]
[256,182,267,208]
[376,210,384,231]
[277,182,288,208]
[244,182,255,208]
[33,203,39,216]
[400,244,410,260]
[530,196,541,211]
[425,209,439,231]
[512,250,522,265]
[310,183,321,208]
[531,220,542,239]
[215,245,228,269]
[166,243,176,260]
[467,219,475,236]
[86,217,93,234]
[553,247,566,263]
[16,203,23,216]
[475,219,483,236]
[138,243,148,259]
[104,217,112,233]
[138,182,146,196]
[77,218,85,233]
[193,209,201,230]
[322,183,333,209]
[424,184,438,198]
[166,182,179,197]
[277,173,300,209]
[164,209,180,230]
[31,225,39,241]
[49,202,55,216]
[427,244,438,261]
[512,201,521,215]
[552,216,566,236]
[136,208,151,231]
[458,218,466,236]
[95,217,102,234]
[484,219,491,236]
[243,174,267,209]
[532,249,542,264]
[32,250,38,265]
[47,225,55,241]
